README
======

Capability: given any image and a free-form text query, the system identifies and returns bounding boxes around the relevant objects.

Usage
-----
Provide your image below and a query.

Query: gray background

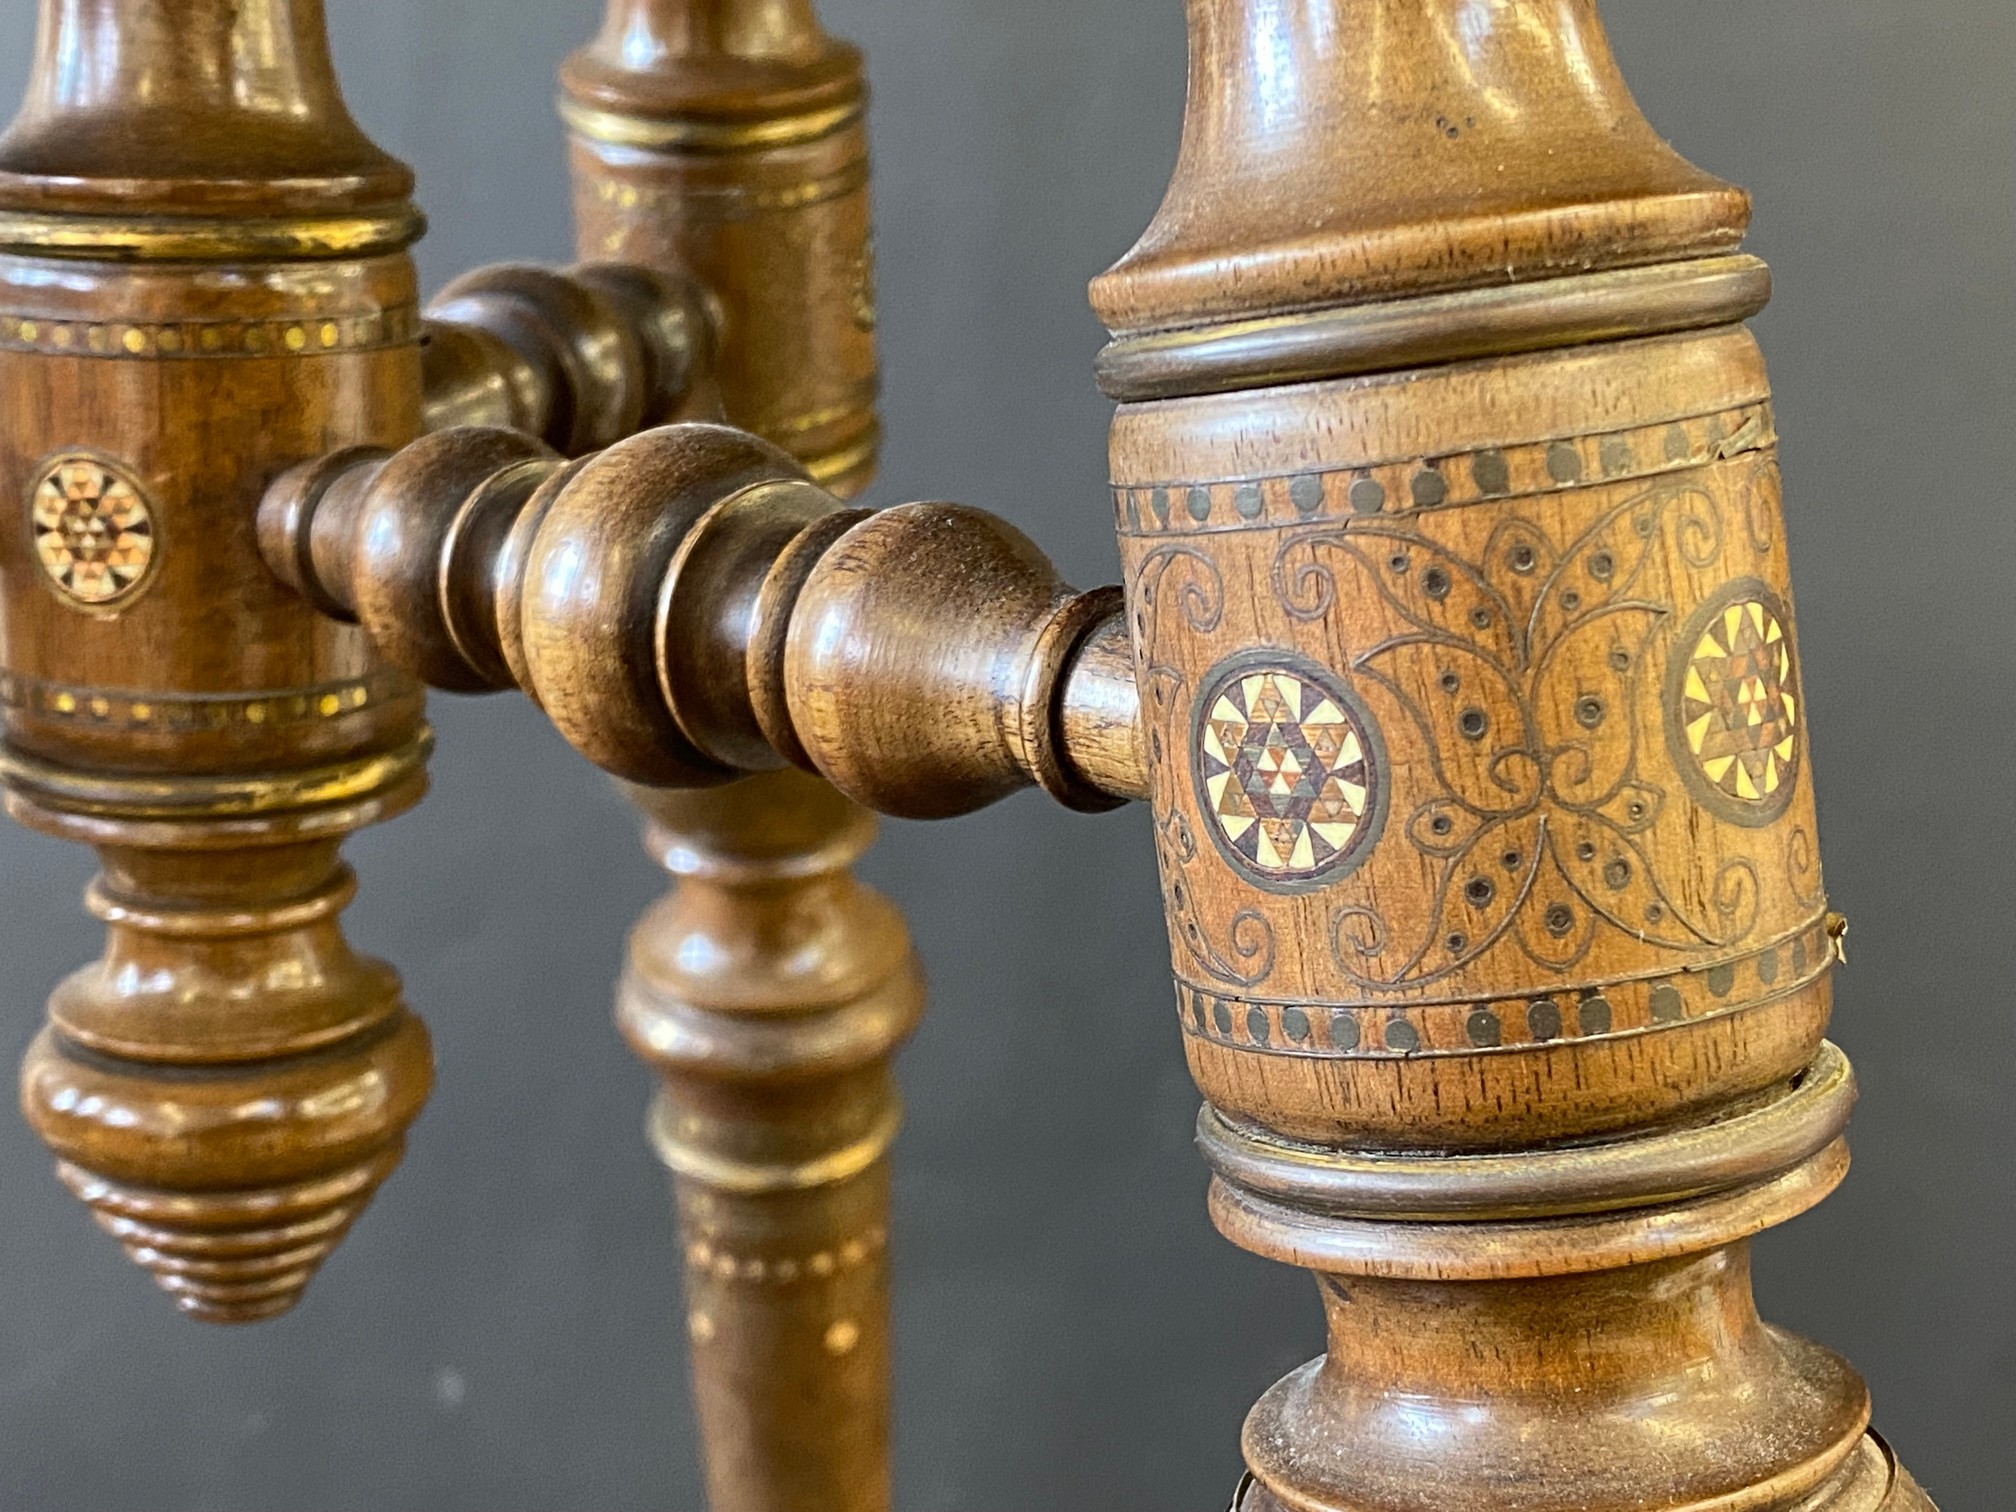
[0,0,2006,1507]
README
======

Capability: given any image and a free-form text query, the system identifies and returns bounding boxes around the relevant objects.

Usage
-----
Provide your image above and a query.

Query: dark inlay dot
[1644,901,1664,923]
[1150,487,1170,525]
[1289,474,1325,515]
[1464,877,1495,908]
[1626,800,1650,824]
[1707,962,1736,997]
[1575,840,1596,861]
[1608,647,1632,671]
[1546,442,1584,484]
[1508,542,1538,574]
[1283,1007,1311,1044]
[1247,1006,1271,1044]
[1349,476,1387,514]
[1473,449,1511,496]
[1664,424,1692,461]
[1330,1010,1361,1051]
[1439,670,1461,693]
[1422,565,1452,600]
[1600,436,1635,476]
[1527,998,1563,1041]
[1383,1018,1420,1053]
[1186,485,1213,522]
[1575,695,1605,729]
[1757,949,1779,987]
[1649,984,1685,1024]
[1544,903,1575,938]
[1389,551,1411,574]
[1467,1009,1503,1048]
[1589,550,1616,582]
[1469,607,1493,630]
[1561,589,1582,612]
[1410,468,1448,507]
[1445,932,1468,953]
[1212,997,1233,1035]
[1233,483,1264,519]
[1459,707,1488,740]
[1603,857,1631,890]
[1430,814,1453,836]
[1502,849,1522,871]
[1578,994,1614,1036]
[1790,939,1807,976]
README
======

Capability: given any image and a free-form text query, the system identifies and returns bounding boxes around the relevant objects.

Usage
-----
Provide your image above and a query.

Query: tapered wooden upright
[0,0,431,1321]
[562,7,912,1512]
[1092,3,1933,1508]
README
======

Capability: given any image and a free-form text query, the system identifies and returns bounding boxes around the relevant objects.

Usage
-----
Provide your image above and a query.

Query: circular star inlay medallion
[29,454,157,609]
[1666,578,1800,826]
[1193,652,1387,892]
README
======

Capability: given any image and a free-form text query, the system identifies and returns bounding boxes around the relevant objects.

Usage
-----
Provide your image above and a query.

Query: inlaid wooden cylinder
[1110,325,1822,1151]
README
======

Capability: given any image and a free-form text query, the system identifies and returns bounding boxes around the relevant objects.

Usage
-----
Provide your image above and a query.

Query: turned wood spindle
[1091,2,1934,1507]
[258,421,1144,816]
[0,0,432,1322]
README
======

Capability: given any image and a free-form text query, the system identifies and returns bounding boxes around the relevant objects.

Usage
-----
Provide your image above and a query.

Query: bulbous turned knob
[259,422,1146,813]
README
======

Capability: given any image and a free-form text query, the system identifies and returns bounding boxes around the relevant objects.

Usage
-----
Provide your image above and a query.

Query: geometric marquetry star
[1199,665,1373,880]
[32,457,155,607]
[1681,597,1798,803]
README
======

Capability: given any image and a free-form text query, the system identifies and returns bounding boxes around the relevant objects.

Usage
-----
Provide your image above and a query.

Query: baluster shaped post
[1091,3,1934,1507]
[560,6,907,1511]
[0,0,432,1320]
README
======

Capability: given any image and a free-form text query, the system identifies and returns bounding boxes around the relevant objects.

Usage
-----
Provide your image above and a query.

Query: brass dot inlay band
[0,305,421,361]
[0,669,414,731]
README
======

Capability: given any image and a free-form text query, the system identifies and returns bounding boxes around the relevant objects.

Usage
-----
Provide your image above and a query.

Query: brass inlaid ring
[0,730,433,820]
[1096,256,1772,401]
[1199,1041,1853,1220]
[0,209,426,262]
[560,97,864,153]
[647,1092,900,1195]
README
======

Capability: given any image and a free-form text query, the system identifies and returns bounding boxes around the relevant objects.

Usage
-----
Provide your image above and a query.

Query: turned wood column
[1090,2,1934,1508]
[0,0,431,1321]
[561,7,902,1511]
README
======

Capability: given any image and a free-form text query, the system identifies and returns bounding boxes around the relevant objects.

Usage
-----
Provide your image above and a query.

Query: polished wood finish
[1094,2,1933,1507]
[622,772,921,1512]
[421,261,713,453]
[257,421,1142,813]
[563,0,879,495]
[0,2,1940,1509]
[0,0,432,1321]
[561,17,899,1509]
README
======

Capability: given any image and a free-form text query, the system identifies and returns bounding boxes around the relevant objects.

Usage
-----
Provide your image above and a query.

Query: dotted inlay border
[0,305,420,360]
[0,670,414,731]
[684,1226,886,1287]
[1115,401,1774,538]
[1178,918,1830,1060]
